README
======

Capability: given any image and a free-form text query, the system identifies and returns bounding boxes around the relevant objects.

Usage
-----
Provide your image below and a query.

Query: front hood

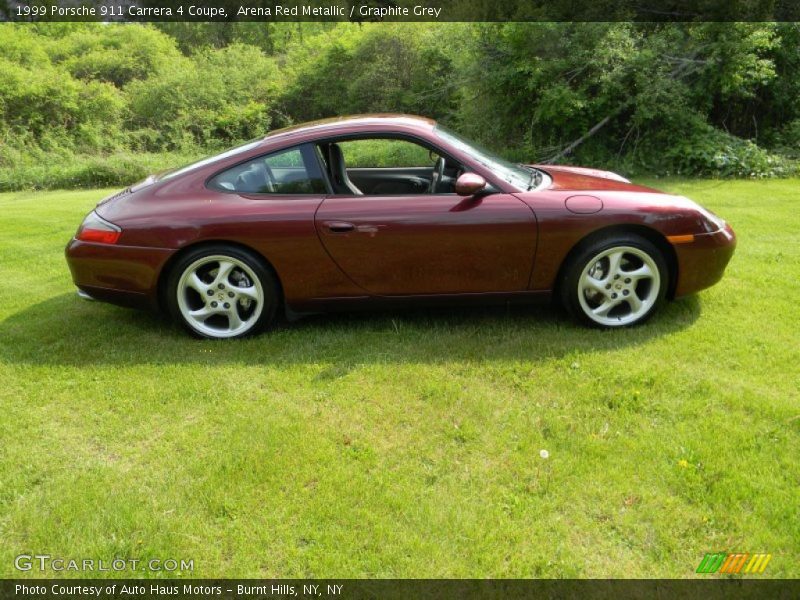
[531,164,658,193]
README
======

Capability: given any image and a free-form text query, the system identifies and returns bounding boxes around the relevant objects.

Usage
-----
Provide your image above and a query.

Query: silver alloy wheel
[577,245,661,326]
[176,255,264,338]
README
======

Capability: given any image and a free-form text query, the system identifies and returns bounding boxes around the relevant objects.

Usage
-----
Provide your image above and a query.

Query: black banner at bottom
[2,579,800,600]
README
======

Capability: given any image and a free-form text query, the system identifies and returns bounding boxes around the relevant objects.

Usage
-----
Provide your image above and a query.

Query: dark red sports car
[66,115,736,339]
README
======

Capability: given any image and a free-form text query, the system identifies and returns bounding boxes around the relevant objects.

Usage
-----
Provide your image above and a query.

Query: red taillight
[77,228,121,244]
[76,211,122,244]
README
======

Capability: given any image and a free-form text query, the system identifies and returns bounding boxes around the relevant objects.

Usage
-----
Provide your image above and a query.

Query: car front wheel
[561,234,668,328]
[166,245,278,339]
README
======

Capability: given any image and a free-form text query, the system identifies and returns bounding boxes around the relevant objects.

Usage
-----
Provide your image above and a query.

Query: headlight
[695,204,727,233]
[681,197,726,233]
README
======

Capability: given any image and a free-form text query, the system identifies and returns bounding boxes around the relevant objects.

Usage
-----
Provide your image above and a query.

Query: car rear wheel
[561,234,667,328]
[166,245,278,339]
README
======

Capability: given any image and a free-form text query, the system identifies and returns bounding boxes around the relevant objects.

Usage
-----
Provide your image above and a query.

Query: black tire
[165,244,278,339]
[560,233,668,328]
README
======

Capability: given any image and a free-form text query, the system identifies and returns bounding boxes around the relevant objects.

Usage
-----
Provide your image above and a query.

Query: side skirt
[284,290,552,321]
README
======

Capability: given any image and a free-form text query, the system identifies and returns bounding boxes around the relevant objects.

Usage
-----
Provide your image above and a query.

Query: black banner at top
[2,0,800,22]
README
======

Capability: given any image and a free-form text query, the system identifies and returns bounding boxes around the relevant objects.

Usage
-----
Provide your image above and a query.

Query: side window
[209,145,326,195]
[338,139,435,168]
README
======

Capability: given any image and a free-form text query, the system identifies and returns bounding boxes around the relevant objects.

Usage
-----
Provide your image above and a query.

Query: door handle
[324,221,355,233]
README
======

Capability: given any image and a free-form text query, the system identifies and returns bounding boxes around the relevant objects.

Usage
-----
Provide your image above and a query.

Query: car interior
[209,137,465,196]
[209,146,325,194]
[316,138,463,195]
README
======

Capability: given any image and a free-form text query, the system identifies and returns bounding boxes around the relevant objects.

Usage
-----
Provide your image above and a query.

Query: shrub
[0,24,51,67]
[0,58,124,151]
[125,44,283,150]
[1,22,799,190]
[51,24,182,87]
[280,23,460,122]
[0,151,202,191]
[772,118,800,158]
[663,126,795,178]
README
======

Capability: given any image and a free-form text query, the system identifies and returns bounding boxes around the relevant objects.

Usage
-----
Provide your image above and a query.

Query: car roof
[262,114,437,143]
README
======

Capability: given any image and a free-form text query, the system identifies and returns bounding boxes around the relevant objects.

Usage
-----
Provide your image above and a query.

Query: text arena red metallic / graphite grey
[65,114,736,339]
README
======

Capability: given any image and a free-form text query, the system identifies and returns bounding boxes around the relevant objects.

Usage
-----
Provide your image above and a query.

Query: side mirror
[455,173,487,196]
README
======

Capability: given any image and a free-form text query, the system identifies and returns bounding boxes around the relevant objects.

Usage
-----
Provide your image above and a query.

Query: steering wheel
[429,157,446,194]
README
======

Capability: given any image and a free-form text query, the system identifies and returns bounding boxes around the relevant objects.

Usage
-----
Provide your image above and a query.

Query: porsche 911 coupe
[65,114,736,339]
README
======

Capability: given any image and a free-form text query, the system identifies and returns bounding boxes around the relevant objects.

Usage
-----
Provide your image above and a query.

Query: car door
[314,191,538,296]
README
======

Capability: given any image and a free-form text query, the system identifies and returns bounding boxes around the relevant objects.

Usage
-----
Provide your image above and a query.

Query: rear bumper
[65,239,174,310]
[673,224,736,297]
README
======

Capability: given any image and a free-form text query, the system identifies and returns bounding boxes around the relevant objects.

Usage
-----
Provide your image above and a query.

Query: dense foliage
[0,22,798,189]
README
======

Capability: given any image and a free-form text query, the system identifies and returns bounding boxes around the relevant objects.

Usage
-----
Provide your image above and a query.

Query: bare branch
[544,115,613,164]
[542,50,709,165]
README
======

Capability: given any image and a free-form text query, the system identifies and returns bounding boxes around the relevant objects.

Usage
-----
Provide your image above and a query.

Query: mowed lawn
[0,179,798,579]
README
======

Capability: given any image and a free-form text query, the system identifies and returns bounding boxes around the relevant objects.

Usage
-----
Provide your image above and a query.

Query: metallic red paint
[65,114,736,320]
[315,192,536,295]
[454,172,487,196]
[565,195,603,214]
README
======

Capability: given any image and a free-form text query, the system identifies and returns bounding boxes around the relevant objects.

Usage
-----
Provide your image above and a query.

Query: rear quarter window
[208,145,326,195]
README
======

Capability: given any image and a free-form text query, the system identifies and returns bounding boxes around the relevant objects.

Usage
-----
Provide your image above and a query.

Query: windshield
[434,125,537,191]
[158,138,263,182]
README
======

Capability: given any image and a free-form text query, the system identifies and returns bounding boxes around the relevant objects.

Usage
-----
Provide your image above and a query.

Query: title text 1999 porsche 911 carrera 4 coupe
[66,115,736,339]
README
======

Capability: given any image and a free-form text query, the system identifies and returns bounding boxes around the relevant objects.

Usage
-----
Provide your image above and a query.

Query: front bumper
[672,224,736,297]
[65,239,175,310]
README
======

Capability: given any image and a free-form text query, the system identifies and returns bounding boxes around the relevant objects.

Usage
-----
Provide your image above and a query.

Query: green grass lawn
[0,179,798,579]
